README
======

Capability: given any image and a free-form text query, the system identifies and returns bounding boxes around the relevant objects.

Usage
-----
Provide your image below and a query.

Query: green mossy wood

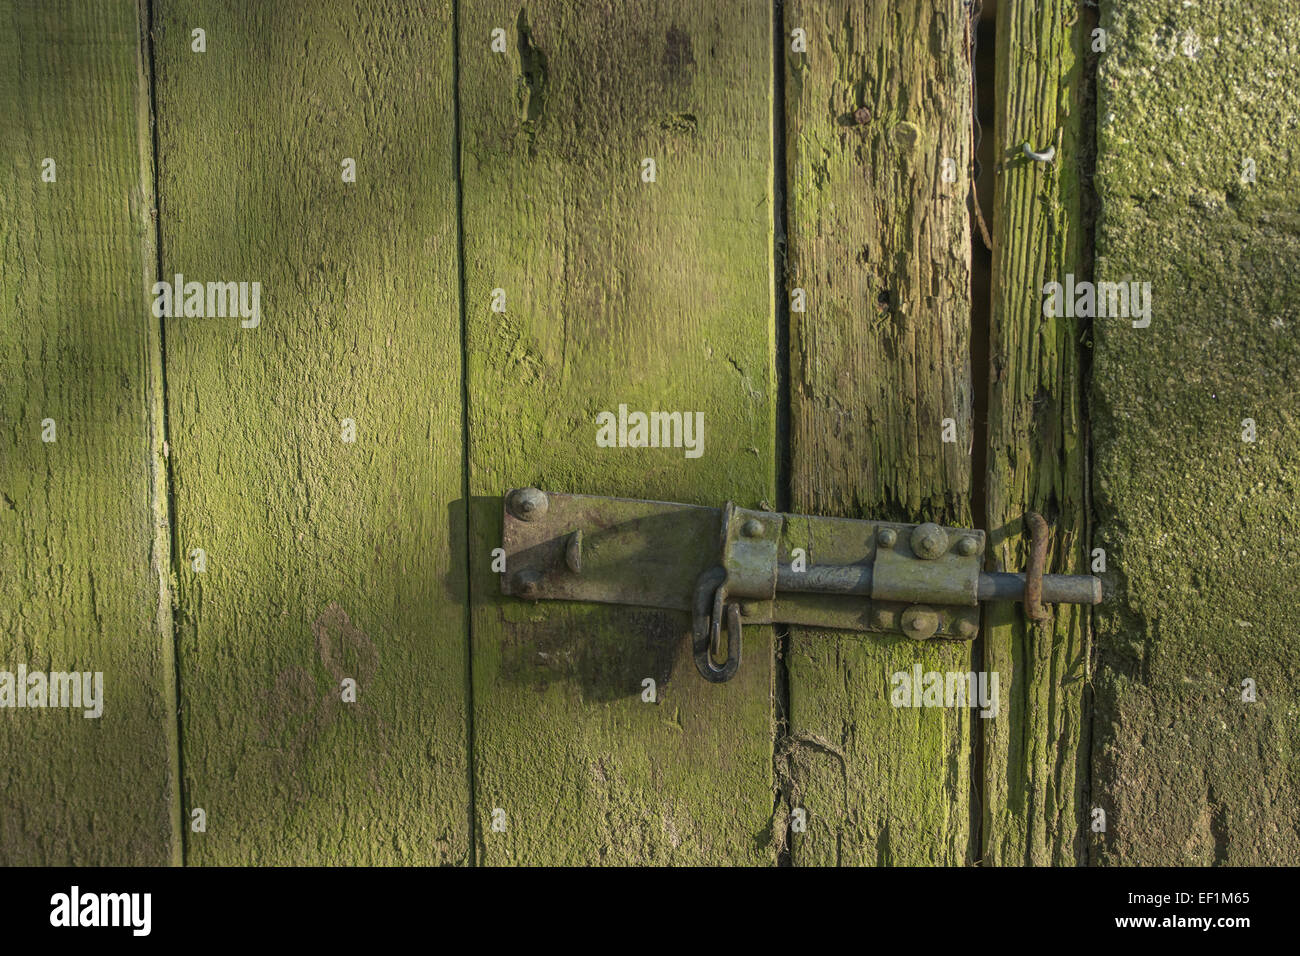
[783,0,974,864]
[0,0,180,865]
[153,2,470,864]
[1091,0,1300,864]
[983,0,1091,865]
[460,0,779,864]
[5,0,1296,869]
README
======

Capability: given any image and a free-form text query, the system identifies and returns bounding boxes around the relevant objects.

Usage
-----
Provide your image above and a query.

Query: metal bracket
[501,488,1102,682]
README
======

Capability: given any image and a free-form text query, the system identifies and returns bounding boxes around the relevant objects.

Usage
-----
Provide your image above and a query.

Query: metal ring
[692,566,743,682]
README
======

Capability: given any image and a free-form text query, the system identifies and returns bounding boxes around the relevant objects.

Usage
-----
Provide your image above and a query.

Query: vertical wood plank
[154,2,470,864]
[782,1,974,865]
[982,0,1091,865]
[0,0,179,864]
[1091,0,1300,864]
[460,0,778,864]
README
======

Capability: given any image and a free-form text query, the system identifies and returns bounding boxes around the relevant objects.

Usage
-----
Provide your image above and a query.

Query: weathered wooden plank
[154,2,469,864]
[0,0,179,864]
[783,1,974,864]
[1091,0,1300,863]
[982,0,1091,866]
[460,0,778,864]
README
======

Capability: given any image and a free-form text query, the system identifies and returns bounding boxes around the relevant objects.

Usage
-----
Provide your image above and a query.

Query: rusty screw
[853,106,872,125]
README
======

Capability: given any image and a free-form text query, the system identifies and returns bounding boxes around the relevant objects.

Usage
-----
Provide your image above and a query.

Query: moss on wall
[1092,0,1300,864]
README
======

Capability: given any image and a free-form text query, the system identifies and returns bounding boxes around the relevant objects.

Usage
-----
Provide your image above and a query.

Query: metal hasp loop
[691,502,784,682]
[499,488,1103,684]
[692,566,740,682]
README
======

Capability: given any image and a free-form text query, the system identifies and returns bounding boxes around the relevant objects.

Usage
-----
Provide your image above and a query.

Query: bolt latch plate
[502,489,984,639]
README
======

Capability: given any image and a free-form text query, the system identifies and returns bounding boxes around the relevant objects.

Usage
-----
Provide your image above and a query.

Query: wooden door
[4,0,1297,868]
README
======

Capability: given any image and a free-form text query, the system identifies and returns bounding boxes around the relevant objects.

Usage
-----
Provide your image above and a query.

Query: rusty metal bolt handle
[1023,512,1051,622]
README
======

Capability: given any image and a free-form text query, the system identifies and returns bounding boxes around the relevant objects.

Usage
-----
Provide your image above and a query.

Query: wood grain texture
[460,0,778,864]
[982,0,1091,866]
[0,0,179,864]
[782,0,974,865]
[154,1,469,864]
[1090,0,1300,864]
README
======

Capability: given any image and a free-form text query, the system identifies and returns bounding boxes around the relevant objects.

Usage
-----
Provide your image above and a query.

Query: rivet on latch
[564,529,582,573]
[877,528,898,548]
[956,535,980,556]
[872,607,895,629]
[910,523,948,560]
[901,606,940,640]
[513,570,542,599]
[741,518,764,538]
[509,487,549,521]
[956,618,979,639]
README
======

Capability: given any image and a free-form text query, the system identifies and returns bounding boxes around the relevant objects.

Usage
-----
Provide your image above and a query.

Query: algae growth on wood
[783,0,975,865]
[460,0,779,864]
[0,0,179,865]
[153,0,470,864]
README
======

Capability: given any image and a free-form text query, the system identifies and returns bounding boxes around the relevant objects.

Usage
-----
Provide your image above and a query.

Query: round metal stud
[910,523,948,560]
[513,570,542,599]
[901,606,940,640]
[877,528,898,548]
[564,530,583,573]
[742,518,764,538]
[957,535,980,557]
[956,618,979,639]
[509,487,549,522]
